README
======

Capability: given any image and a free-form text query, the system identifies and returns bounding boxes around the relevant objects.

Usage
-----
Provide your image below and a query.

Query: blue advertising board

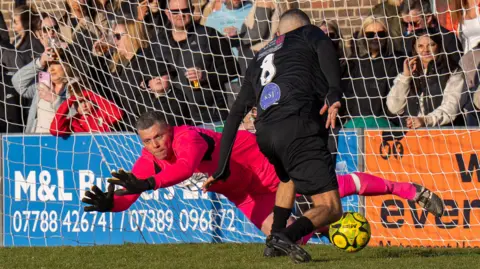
[2,134,263,246]
[2,131,360,247]
[336,130,361,212]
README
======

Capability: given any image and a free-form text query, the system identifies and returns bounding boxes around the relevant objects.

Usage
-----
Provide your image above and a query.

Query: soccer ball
[329,212,371,253]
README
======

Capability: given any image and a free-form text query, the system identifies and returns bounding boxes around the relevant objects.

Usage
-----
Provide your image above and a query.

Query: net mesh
[0,0,478,248]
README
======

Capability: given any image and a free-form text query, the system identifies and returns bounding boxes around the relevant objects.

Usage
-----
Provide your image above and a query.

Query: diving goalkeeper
[82,111,444,240]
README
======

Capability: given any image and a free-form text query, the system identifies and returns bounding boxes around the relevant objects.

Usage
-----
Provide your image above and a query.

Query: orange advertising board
[364,130,480,247]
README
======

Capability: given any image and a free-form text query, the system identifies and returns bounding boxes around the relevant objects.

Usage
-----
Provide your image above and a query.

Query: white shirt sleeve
[424,71,466,126]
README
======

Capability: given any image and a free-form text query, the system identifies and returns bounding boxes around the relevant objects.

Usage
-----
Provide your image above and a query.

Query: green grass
[0,244,479,269]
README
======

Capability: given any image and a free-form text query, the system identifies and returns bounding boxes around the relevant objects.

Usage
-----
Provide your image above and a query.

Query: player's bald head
[277,9,311,35]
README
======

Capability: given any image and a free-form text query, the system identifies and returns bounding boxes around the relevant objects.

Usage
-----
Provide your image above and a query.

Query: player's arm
[307,27,344,128]
[204,65,257,189]
[104,129,209,197]
[309,28,343,107]
[149,129,209,188]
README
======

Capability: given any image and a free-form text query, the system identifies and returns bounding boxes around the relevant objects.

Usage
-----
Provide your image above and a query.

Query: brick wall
[299,0,383,37]
[1,0,382,39]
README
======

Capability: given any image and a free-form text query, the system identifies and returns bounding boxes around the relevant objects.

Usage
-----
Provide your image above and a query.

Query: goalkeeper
[82,111,444,240]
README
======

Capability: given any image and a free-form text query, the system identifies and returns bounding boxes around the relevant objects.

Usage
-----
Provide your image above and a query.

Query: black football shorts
[255,117,338,196]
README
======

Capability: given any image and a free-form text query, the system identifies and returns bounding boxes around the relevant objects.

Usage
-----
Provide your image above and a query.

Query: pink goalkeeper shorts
[236,192,277,230]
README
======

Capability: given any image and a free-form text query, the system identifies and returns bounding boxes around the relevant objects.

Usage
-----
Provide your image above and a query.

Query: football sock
[338,172,416,200]
[282,216,315,243]
[271,206,292,234]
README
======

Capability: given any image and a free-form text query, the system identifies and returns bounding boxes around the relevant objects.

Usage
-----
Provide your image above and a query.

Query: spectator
[386,29,467,128]
[203,0,282,108]
[50,83,123,136]
[137,0,168,35]
[1,5,43,72]
[203,0,253,56]
[153,0,239,130]
[371,0,405,53]
[459,42,480,126]
[0,6,43,133]
[92,18,190,130]
[238,107,256,132]
[12,48,77,133]
[318,20,349,68]
[450,0,480,53]
[342,16,403,128]
[0,11,9,43]
[59,0,108,45]
[38,13,64,49]
[400,0,463,63]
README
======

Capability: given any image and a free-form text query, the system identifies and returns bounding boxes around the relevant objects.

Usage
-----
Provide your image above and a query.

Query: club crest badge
[260,83,281,110]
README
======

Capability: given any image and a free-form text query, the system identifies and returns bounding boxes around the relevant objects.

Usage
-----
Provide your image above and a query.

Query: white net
[0,0,479,249]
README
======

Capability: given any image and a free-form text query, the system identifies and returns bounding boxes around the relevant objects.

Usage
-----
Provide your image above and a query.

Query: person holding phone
[386,29,467,128]
[11,47,77,133]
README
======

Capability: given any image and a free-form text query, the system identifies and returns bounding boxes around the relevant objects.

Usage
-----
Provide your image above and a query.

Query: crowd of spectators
[0,0,479,137]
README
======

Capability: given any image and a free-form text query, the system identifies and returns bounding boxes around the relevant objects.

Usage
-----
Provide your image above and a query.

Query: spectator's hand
[223,26,238,37]
[403,57,417,77]
[185,67,204,82]
[39,48,57,68]
[320,101,341,129]
[137,0,149,21]
[92,38,109,56]
[148,75,170,94]
[38,82,57,103]
[406,117,425,129]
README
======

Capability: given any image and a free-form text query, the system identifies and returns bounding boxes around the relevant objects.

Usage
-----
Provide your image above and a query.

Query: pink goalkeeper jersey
[112,125,279,212]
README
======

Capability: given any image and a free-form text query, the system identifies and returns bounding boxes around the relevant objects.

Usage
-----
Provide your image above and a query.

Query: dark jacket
[371,1,404,54]
[0,11,9,44]
[1,34,44,73]
[101,47,191,131]
[153,23,239,124]
[342,52,403,119]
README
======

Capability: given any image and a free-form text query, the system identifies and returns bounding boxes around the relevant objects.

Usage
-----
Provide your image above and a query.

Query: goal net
[0,0,478,249]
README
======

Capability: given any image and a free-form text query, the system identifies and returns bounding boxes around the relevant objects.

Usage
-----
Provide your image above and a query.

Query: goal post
[0,0,478,249]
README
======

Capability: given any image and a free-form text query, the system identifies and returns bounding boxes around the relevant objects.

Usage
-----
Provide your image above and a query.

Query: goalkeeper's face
[139,122,173,160]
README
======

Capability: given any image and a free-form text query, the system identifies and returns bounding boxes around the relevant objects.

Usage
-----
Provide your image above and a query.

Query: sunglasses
[42,25,60,33]
[113,32,127,40]
[169,8,191,14]
[403,21,421,29]
[364,31,387,39]
[327,32,337,39]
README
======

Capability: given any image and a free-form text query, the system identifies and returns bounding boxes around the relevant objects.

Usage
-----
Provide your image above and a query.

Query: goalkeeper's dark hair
[136,111,169,131]
[279,9,311,26]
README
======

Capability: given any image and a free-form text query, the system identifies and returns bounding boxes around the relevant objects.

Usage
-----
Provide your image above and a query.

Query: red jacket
[50,90,123,136]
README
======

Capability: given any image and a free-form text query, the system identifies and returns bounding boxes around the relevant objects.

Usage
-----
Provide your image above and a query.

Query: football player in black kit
[202,9,344,263]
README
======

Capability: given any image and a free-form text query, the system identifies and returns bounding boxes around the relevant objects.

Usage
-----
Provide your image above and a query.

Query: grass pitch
[0,244,478,269]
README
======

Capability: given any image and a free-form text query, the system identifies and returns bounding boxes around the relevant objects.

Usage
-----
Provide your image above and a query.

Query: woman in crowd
[12,48,77,133]
[387,29,467,128]
[319,20,349,70]
[450,0,480,53]
[93,18,189,131]
[342,16,403,128]
[1,5,43,72]
[50,82,123,136]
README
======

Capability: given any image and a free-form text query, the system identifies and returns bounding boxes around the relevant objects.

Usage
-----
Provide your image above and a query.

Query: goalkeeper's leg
[338,173,444,217]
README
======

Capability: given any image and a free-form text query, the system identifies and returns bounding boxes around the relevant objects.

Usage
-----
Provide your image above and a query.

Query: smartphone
[38,71,51,87]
